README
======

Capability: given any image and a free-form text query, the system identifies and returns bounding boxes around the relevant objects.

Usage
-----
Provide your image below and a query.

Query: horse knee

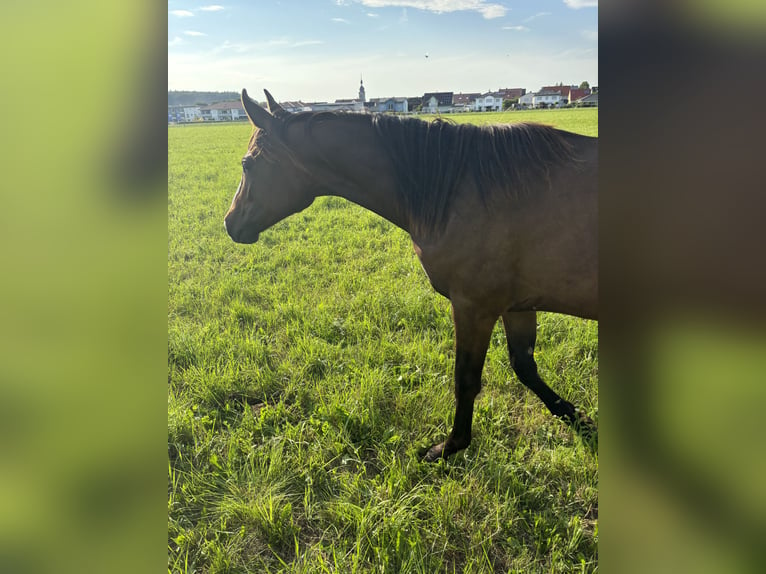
[456,373,482,397]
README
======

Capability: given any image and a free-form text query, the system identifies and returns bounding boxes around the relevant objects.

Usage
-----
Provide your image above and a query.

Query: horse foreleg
[502,311,595,437]
[423,303,496,462]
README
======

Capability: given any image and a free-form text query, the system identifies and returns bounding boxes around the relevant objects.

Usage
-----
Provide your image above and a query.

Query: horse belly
[413,239,523,313]
[412,194,597,319]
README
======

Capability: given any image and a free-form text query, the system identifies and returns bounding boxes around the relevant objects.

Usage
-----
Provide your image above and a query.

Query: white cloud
[353,1,508,20]
[563,0,598,8]
[477,4,506,19]
[581,29,598,41]
[184,30,207,37]
[218,38,324,52]
[367,12,380,17]
[290,40,325,48]
[168,36,184,47]
[502,25,529,32]
[332,17,351,24]
[524,11,551,22]
[215,41,250,53]
[199,5,225,11]
[170,10,194,17]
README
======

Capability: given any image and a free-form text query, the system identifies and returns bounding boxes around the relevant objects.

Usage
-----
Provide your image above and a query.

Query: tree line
[168,91,239,107]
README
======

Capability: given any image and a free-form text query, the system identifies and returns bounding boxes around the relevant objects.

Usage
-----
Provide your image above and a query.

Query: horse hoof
[422,442,446,463]
[572,409,597,441]
[422,438,470,462]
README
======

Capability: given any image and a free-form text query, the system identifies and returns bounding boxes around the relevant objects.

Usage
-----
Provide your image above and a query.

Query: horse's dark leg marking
[502,311,595,436]
[423,303,496,462]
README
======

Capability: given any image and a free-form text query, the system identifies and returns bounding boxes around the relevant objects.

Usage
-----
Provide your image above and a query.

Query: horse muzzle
[224,215,260,244]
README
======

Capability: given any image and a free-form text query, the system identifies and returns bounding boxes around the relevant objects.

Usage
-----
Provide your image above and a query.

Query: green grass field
[168,108,598,573]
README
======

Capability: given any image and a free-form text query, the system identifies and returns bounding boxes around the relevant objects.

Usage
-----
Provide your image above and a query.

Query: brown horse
[225,89,597,461]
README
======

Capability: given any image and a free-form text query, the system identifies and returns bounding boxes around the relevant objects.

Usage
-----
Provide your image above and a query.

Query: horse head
[224,89,316,243]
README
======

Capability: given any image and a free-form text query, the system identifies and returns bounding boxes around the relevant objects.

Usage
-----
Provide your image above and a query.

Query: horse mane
[253,112,582,236]
[370,115,581,235]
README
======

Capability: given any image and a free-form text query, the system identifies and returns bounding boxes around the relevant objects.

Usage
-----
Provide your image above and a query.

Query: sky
[168,1,597,102]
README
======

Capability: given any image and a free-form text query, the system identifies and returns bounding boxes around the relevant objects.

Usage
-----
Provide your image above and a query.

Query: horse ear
[264,89,288,118]
[241,88,276,130]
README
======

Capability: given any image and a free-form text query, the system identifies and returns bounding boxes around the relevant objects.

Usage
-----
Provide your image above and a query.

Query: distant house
[562,87,590,105]
[406,96,423,112]
[536,85,592,106]
[532,90,563,108]
[199,107,217,121]
[471,88,528,111]
[179,106,202,122]
[497,88,526,101]
[168,105,184,123]
[368,97,408,113]
[280,101,311,113]
[307,100,364,113]
[574,92,599,107]
[334,99,364,112]
[517,92,535,108]
[474,92,505,112]
[452,92,480,112]
[200,101,246,121]
[422,92,453,113]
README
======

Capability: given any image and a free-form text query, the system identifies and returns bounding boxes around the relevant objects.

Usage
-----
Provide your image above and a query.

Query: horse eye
[241,156,251,171]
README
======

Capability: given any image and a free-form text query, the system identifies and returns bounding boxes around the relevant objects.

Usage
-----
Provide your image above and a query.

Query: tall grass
[169,108,598,573]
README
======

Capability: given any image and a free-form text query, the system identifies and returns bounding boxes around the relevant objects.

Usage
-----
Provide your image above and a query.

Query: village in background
[168,79,598,123]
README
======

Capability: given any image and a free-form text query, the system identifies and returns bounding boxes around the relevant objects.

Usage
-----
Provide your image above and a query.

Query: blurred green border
[1,2,167,573]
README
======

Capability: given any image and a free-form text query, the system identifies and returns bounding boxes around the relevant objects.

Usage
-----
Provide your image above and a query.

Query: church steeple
[358,75,366,103]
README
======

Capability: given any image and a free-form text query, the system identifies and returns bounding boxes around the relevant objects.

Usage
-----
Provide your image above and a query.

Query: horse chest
[411,241,450,297]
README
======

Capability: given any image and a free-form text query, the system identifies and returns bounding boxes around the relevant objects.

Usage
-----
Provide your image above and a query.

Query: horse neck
[287,115,411,233]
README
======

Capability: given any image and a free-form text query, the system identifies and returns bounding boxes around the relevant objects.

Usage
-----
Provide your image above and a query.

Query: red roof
[497,88,526,100]
[565,88,590,102]
[539,86,592,101]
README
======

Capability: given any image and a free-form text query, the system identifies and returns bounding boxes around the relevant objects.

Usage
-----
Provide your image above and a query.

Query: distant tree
[502,98,518,110]
[579,81,590,90]
[168,90,239,106]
